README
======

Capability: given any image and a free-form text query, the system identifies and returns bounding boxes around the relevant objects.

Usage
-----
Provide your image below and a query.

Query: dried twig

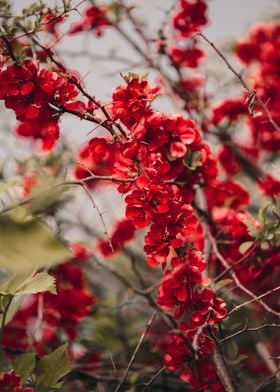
[198,32,280,133]
[114,311,157,392]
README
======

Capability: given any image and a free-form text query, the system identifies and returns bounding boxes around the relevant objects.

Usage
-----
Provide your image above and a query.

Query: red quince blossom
[169,44,205,68]
[112,78,160,127]
[179,359,224,391]
[164,326,212,375]
[0,60,38,99]
[125,182,171,229]
[157,249,209,318]
[42,11,65,37]
[71,242,91,262]
[144,223,178,267]
[205,179,251,210]
[212,96,248,125]
[258,174,280,198]
[190,288,227,325]
[4,260,96,352]
[172,0,208,38]
[163,323,225,390]
[16,121,59,151]
[98,218,136,257]
[0,59,84,150]
[69,5,111,37]
[74,137,118,187]
[176,75,205,111]
[235,21,280,152]
[0,370,35,392]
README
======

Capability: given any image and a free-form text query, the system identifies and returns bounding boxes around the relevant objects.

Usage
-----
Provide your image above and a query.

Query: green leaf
[0,271,56,296]
[0,212,70,272]
[26,176,69,215]
[215,279,233,291]
[258,202,270,228]
[14,353,36,383]
[244,219,259,238]
[260,241,269,250]
[190,151,202,169]
[239,241,254,254]
[0,296,24,326]
[35,344,71,391]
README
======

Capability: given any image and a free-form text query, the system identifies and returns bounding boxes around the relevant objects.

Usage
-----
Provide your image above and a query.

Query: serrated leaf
[244,219,259,238]
[0,212,70,272]
[215,279,233,291]
[0,271,56,296]
[258,202,270,228]
[26,176,69,215]
[0,296,24,326]
[239,241,253,254]
[14,353,36,383]
[35,344,71,391]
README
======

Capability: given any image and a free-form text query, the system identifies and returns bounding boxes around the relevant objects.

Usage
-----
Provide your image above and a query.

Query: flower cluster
[3,245,96,353]
[69,5,111,37]
[0,371,34,392]
[172,0,208,38]
[0,59,85,150]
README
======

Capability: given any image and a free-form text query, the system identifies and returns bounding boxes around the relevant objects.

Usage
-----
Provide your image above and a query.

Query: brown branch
[142,365,167,391]
[212,346,235,392]
[23,33,128,139]
[220,322,280,343]
[227,285,280,317]
[114,311,157,392]
[198,32,280,133]
[210,235,280,317]
[256,341,279,376]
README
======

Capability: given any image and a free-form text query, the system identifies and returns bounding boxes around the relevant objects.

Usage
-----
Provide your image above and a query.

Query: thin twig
[198,32,280,133]
[212,345,235,392]
[142,365,166,391]
[220,323,280,342]
[114,311,157,392]
[228,285,280,317]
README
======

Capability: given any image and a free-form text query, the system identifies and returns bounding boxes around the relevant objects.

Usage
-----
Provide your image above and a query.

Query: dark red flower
[69,5,111,37]
[172,0,208,38]
[0,370,35,392]
[169,44,205,68]
[98,218,136,257]
[112,78,160,127]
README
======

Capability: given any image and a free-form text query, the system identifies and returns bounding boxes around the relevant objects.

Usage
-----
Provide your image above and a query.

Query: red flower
[205,179,251,210]
[190,288,227,326]
[69,5,111,37]
[258,174,280,198]
[0,370,35,392]
[42,12,65,37]
[16,121,59,151]
[112,78,160,127]
[0,60,38,99]
[74,137,118,187]
[169,44,205,68]
[172,0,208,38]
[125,182,170,229]
[98,218,136,257]
[212,96,248,125]
[71,242,90,262]
[157,249,209,318]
